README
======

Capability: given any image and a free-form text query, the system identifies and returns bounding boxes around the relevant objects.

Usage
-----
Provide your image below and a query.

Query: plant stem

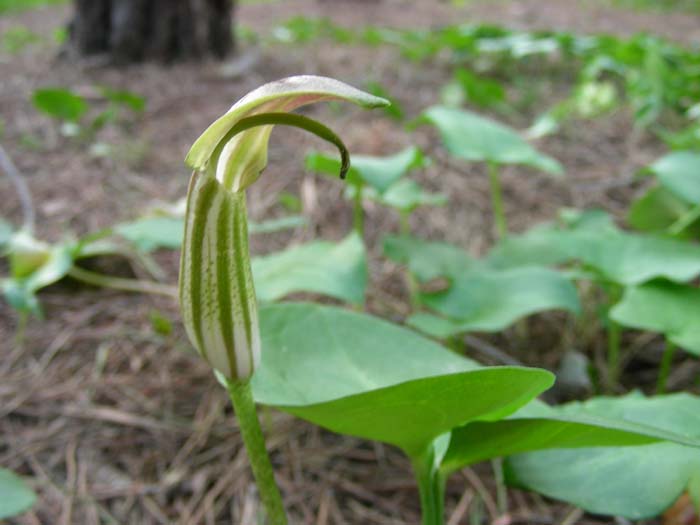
[68,266,177,298]
[487,162,507,239]
[398,210,421,310]
[413,454,445,525]
[491,458,508,516]
[668,203,700,236]
[399,210,411,236]
[656,340,677,394]
[353,182,365,237]
[227,380,288,525]
[606,318,622,392]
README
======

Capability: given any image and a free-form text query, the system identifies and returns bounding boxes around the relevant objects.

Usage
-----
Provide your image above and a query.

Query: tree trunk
[68,0,234,63]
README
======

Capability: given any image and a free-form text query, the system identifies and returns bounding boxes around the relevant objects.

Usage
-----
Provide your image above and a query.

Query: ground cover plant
[3,1,700,524]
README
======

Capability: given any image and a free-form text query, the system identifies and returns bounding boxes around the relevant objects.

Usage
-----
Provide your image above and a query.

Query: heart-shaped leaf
[252,303,553,456]
[490,224,700,285]
[442,398,697,472]
[252,233,367,305]
[421,106,563,175]
[32,87,87,122]
[628,186,699,235]
[506,393,700,519]
[610,280,700,355]
[408,267,581,337]
[378,179,447,212]
[650,151,700,204]
[383,234,475,283]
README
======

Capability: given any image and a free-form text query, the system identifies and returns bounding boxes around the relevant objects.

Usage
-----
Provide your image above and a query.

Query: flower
[179,76,388,381]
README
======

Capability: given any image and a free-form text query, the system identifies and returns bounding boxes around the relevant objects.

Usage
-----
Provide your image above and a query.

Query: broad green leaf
[490,225,700,285]
[306,146,425,193]
[186,76,388,192]
[421,106,563,175]
[100,87,146,112]
[252,303,553,456]
[0,468,36,519]
[627,186,698,234]
[382,235,474,282]
[252,233,366,305]
[115,217,184,251]
[32,87,87,122]
[506,393,700,519]
[408,267,581,337]
[279,368,552,457]
[650,151,700,204]
[453,69,506,109]
[610,280,700,355]
[378,179,447,212]
[442,398,696,472]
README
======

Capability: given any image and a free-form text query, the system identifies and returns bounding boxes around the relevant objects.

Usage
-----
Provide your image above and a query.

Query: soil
[2,1,699,524]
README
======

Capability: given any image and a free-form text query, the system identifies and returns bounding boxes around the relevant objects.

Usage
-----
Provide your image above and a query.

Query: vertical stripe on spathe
[179,171,261,381]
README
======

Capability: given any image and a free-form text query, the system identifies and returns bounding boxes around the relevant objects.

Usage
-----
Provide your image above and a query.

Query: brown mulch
[1,1,697,524]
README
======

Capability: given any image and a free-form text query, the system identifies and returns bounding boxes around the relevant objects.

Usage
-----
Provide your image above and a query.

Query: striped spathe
[179,171,260,381]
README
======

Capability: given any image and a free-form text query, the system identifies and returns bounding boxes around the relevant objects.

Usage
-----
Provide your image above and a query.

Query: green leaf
[408,267,581,337]
[0,468,36,519]
[252,233,367,305]
[378,179,447,213]
[453,69,506,109]
[421,106,563,175]
[3,235,75,314]
[115,217,184,252]
[186,76,388,191]
[382,235,474,282]
[252,303,554,456]
[100,87,146,112]
[306,146,425,193]
[442,398,695,472]
[610,280,700,355]
[506,393,700,519]
[32,87,87,122]
[650,152,700,204]
[490,225,700,285]
[628,186,697,234]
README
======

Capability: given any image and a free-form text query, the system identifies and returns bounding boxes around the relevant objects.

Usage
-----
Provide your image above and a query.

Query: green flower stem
[227,379,288,525]
[487,162,507,239]
[656,340,677,394]
[68,266,177,298]
[413,453,446,525]
[353,182,365,237]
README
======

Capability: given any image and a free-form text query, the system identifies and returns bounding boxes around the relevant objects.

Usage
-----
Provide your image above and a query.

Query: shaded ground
[2,1,699,524]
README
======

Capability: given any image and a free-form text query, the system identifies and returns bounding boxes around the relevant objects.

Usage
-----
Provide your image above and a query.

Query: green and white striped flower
[179,76,388,381]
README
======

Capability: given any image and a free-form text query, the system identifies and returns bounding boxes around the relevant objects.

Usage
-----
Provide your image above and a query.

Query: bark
[68,0,234,63]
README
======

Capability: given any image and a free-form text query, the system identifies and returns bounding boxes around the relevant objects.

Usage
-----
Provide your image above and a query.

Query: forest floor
[2,0,700,523]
